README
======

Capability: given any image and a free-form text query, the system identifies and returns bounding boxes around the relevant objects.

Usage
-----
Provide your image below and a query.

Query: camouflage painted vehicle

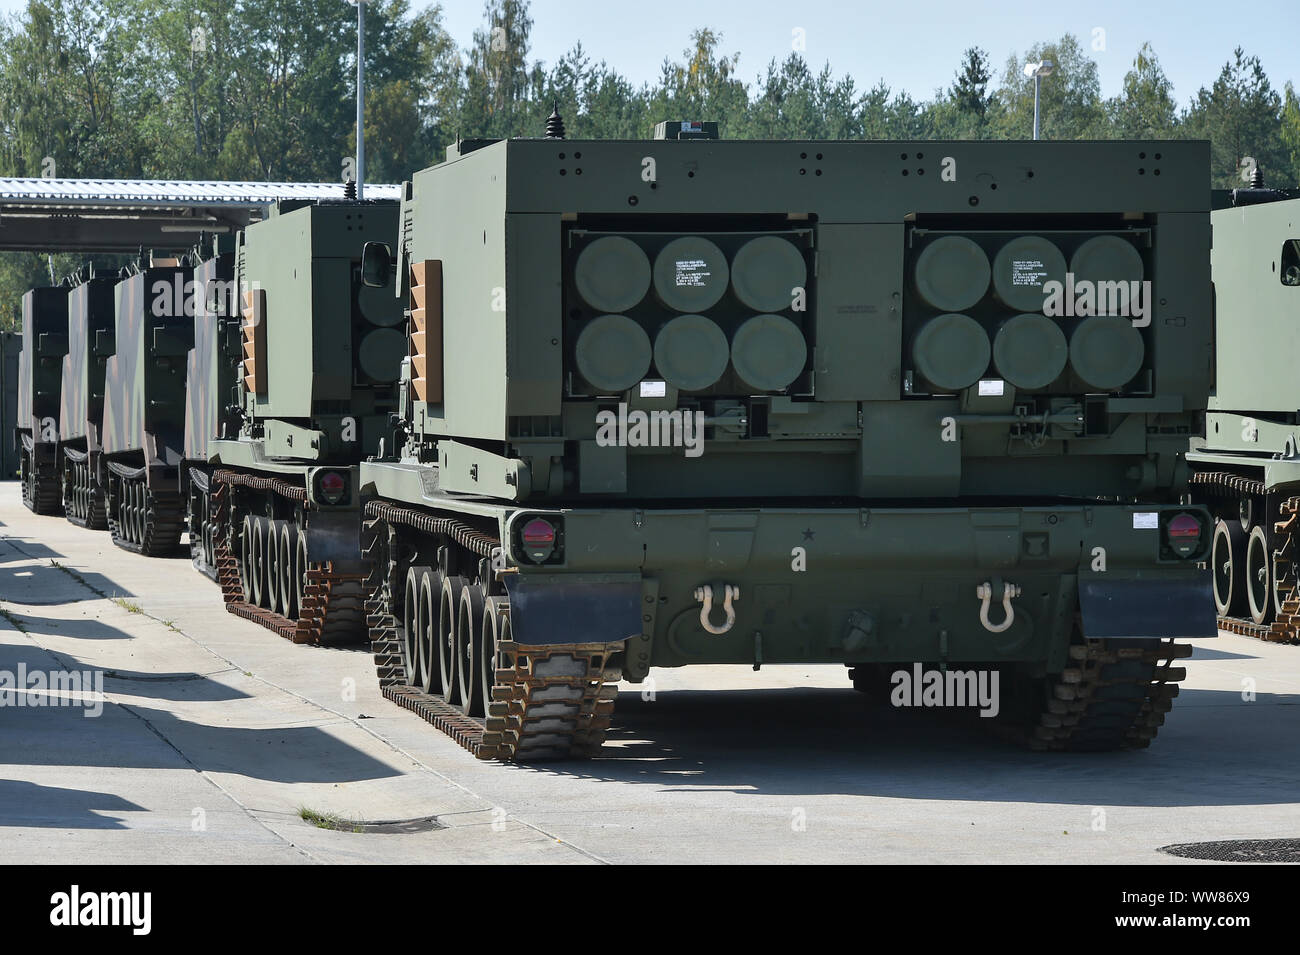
[1186,176,1300,640]
[16,285,69,514]
[100,255,195,555]
[58,266,118,528]
[203,199,403,644]
[183,238,237,578]
[358,126,1216,760]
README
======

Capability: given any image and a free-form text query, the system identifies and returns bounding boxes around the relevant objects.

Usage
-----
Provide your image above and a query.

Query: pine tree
[951,47,991,118]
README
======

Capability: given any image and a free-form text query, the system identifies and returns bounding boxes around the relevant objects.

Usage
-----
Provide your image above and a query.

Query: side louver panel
[409,259,442,403]
[242,287,267,396]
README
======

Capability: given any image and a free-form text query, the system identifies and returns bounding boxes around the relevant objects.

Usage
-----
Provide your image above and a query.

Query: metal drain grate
[1159,838,1300,863]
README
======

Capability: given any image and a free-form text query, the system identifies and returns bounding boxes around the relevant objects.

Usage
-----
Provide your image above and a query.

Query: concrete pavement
[1,482,1297,864]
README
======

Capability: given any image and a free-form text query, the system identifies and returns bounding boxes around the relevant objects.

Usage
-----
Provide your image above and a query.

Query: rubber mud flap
[1079,573,1217,639]
[504,574,642,647]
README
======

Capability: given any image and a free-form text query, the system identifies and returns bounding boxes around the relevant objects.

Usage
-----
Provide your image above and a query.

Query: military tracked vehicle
[202,199,403,643]
[58,266,118,528]
[357,125,1216,760]
[16,285,69,514]
[1186,176,1300,640]
[182,238,237,575]
[98,254,197,554]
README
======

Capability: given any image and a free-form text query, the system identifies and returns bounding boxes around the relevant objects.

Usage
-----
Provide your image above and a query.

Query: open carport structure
[0,178,401,253]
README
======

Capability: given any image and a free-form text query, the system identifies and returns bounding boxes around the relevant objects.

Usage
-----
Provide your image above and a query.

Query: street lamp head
[1024,59,1054,78]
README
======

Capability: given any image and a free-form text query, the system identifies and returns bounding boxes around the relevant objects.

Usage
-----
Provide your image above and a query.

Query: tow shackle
[976,581,1021,634]
[694,583,740,635]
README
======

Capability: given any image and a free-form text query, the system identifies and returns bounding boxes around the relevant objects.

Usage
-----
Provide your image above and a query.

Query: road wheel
[265,519,282,614]
[1211,518,1248,617]
[457,581,486,716]
[439,574,465,706]
[420,569,443,695]
[238,514,255,601]
[481,597,509,719]
[249,517,266,608]
[1246,523,1273,624]
[401,565,426,688]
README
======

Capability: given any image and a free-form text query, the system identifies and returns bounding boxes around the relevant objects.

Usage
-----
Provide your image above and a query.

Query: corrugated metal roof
[0,178,401,207]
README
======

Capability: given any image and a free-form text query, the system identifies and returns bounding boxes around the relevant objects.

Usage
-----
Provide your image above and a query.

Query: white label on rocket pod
[1132,512,1158,529]
[675,259,710,287]
[1011,259,1047,286]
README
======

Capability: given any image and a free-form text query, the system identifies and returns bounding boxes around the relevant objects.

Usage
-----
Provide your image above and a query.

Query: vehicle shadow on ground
[0,779,144,831]
[0,637,396,782]
[524,685,1300,807]
[0,534,133,600]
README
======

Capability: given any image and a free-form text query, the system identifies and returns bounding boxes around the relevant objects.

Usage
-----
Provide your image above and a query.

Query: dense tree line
[1,0,1297,322]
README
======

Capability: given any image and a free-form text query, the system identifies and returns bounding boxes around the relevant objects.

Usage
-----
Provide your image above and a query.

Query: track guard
[504,573,642,647]
[1079,573,1218,640]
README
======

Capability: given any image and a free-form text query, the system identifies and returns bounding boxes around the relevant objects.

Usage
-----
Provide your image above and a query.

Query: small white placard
[639,379,666,398]
[1133,512,1158,529]
[977,379,1005,396]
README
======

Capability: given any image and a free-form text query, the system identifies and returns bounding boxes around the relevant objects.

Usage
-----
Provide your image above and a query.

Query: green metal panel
[813,224,903,401]
[1150,212,1214,410]
[501,141,1206,218]
[59,277,116,448]
[102,267,192,464]
[230,200,401,461]
[506,213,562,417]
[403,149,509,437]
[18,287,69,438]
[183,251,236,461]
[239,208,314,419]
[1206,198,1300,415]
[386,138,1209,505]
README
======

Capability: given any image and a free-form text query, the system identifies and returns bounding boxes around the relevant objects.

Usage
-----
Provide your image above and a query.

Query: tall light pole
[1023,60,1054,140]
[349,0,370,198]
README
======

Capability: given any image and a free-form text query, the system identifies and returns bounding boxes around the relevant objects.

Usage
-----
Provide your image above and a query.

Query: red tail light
[521,518,557,563]
[317,470,347,505]
[1165,513,1202,558]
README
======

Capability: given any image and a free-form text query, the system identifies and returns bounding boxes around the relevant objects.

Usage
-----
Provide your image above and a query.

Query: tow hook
[694,583,740,635]
[976,581,1021,633]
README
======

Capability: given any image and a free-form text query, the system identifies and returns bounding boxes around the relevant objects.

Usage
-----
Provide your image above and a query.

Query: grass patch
[48,560,107,598]
[298,806,363,833]
[112,597,143,614]
[0,603,28,634]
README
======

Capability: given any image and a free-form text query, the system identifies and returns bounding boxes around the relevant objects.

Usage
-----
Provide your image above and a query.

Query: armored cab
[206,199,402,643]
[58,269,118,528]
[16,286,69,514]
[358,130,1217,760]
[1186,183,1300,637]
[100,256,195,554]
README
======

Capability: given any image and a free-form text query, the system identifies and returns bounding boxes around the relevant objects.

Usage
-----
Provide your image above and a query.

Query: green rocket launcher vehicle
[204,199,403,644]
[16,285,69,515]
[358,124,1217,760]
[1187,176,1300,638]
[100,255,196,555]
[58,267,118,529]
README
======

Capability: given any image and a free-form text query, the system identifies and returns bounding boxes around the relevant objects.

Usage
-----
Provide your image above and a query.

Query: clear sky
[0,0,1292,107]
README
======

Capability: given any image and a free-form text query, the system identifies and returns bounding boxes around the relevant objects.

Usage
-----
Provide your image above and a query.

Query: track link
[108,479,185,556]
[21,453,63,516]
[1028,637,1193,751]
[363,511,623,761]
[1192,471,1300,643]
[212,470,367,645]
[62,455,107,530]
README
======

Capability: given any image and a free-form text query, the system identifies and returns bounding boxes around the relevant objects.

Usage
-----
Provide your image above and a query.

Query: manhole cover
[1159,838,1300,863]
